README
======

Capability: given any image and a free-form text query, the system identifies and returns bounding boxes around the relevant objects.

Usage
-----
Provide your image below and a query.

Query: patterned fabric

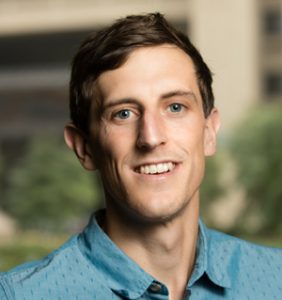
[0,211,281,299]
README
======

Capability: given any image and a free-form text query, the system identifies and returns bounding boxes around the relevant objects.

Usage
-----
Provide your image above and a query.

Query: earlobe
[64,123,96,170]
[204,108,221,157]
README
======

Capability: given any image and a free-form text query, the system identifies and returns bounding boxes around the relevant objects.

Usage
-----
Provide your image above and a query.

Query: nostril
[136,135,166,151]
[136,139,155,151]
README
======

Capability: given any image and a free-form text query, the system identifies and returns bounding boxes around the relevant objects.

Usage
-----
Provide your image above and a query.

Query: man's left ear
[204,108,221,156]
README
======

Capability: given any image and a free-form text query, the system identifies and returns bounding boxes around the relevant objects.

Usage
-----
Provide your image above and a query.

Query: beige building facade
[0,0,281,134]
[0,0,281,232]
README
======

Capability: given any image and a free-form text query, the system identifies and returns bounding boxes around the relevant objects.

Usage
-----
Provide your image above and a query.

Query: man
[0,13,281,300]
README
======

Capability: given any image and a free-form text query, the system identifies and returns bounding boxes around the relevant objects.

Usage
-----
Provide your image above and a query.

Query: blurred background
[0,0,281,271]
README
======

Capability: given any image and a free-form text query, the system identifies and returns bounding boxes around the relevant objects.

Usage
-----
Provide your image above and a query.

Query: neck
[103,196,199,300]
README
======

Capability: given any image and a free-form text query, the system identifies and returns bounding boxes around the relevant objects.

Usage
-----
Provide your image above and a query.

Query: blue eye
[169,103,183,112]
[116,109,131,119]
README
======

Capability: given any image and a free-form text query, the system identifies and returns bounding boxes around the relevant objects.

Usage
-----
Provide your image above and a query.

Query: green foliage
[5,135,103,231]
[0,243,53,271]
[0,231,67,271]
[0,153,3,200]
[230,104,282,235]
[201,154,225,221]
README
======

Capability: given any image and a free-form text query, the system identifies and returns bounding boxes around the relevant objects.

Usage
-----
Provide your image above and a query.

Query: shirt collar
[188,219,232,289]
[78,210,155,299]
[78,211,232,298]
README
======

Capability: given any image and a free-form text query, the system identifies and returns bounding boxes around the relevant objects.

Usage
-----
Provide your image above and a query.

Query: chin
[125,196,190,225]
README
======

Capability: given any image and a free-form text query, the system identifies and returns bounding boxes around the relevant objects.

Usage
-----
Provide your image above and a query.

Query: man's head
[69,13,214,134]
[65,13,220,224]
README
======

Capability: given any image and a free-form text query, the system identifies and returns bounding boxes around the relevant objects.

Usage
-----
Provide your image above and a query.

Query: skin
[65,45,220,300]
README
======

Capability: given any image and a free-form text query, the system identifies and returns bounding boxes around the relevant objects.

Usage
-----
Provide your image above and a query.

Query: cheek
[97,122,116,156]
[172,119,206,151]
[101,121,137,150]
[96,124,132,170]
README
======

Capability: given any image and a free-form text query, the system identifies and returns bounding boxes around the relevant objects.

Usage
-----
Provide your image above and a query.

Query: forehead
[97,45,200,103]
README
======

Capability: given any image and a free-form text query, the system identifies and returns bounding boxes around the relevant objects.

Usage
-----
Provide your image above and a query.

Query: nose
[136,112,167,150]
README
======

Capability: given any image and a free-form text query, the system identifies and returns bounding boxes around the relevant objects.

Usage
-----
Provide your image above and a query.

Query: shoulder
[0,235,92,299]
[206,227,282,293]
[207,227,282,261]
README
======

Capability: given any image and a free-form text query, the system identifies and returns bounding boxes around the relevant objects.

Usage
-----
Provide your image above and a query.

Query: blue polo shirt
[1,211,281,299]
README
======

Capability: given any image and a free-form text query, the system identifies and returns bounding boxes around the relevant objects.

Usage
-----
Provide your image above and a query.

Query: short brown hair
[70,13,214,133]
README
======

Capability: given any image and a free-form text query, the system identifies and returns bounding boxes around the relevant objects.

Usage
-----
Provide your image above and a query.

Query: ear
[204,108,221,157]
[64,123,96,170]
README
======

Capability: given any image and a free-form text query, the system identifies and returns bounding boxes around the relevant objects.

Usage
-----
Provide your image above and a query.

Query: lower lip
[134,164,180,181]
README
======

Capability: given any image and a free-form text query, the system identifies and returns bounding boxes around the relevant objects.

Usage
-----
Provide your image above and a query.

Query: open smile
[135,162,177,175]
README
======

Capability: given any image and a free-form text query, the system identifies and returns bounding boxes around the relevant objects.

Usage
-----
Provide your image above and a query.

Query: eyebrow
[102,99,140,111]
[160,90,198,102]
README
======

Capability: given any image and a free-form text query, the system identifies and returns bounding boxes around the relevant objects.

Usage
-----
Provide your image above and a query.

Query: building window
[263,71,282,98]
[264,10,282,35]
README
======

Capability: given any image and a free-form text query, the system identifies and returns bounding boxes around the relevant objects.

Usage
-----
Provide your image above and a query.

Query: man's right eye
[114,109,132,120]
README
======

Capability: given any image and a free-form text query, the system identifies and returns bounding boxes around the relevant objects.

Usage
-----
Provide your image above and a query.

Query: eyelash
[111,102,186,122]
[112,108,139,122]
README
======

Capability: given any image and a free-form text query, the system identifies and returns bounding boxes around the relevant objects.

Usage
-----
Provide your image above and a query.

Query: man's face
[89,45,219,223]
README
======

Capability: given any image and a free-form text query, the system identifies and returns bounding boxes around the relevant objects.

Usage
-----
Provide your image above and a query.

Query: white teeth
[139,162,175,174]
[157,164,164,173]
[150,165,157,174]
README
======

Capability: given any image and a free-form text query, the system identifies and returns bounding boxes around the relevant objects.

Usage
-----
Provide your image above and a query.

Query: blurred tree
[201,154,225,223]
[5,135,103,231]
[0,153,3,205]
[230,104,282,235]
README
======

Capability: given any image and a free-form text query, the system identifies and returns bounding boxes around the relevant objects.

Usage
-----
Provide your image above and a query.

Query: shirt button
[149,282,162,293]
[184,289,191,297]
